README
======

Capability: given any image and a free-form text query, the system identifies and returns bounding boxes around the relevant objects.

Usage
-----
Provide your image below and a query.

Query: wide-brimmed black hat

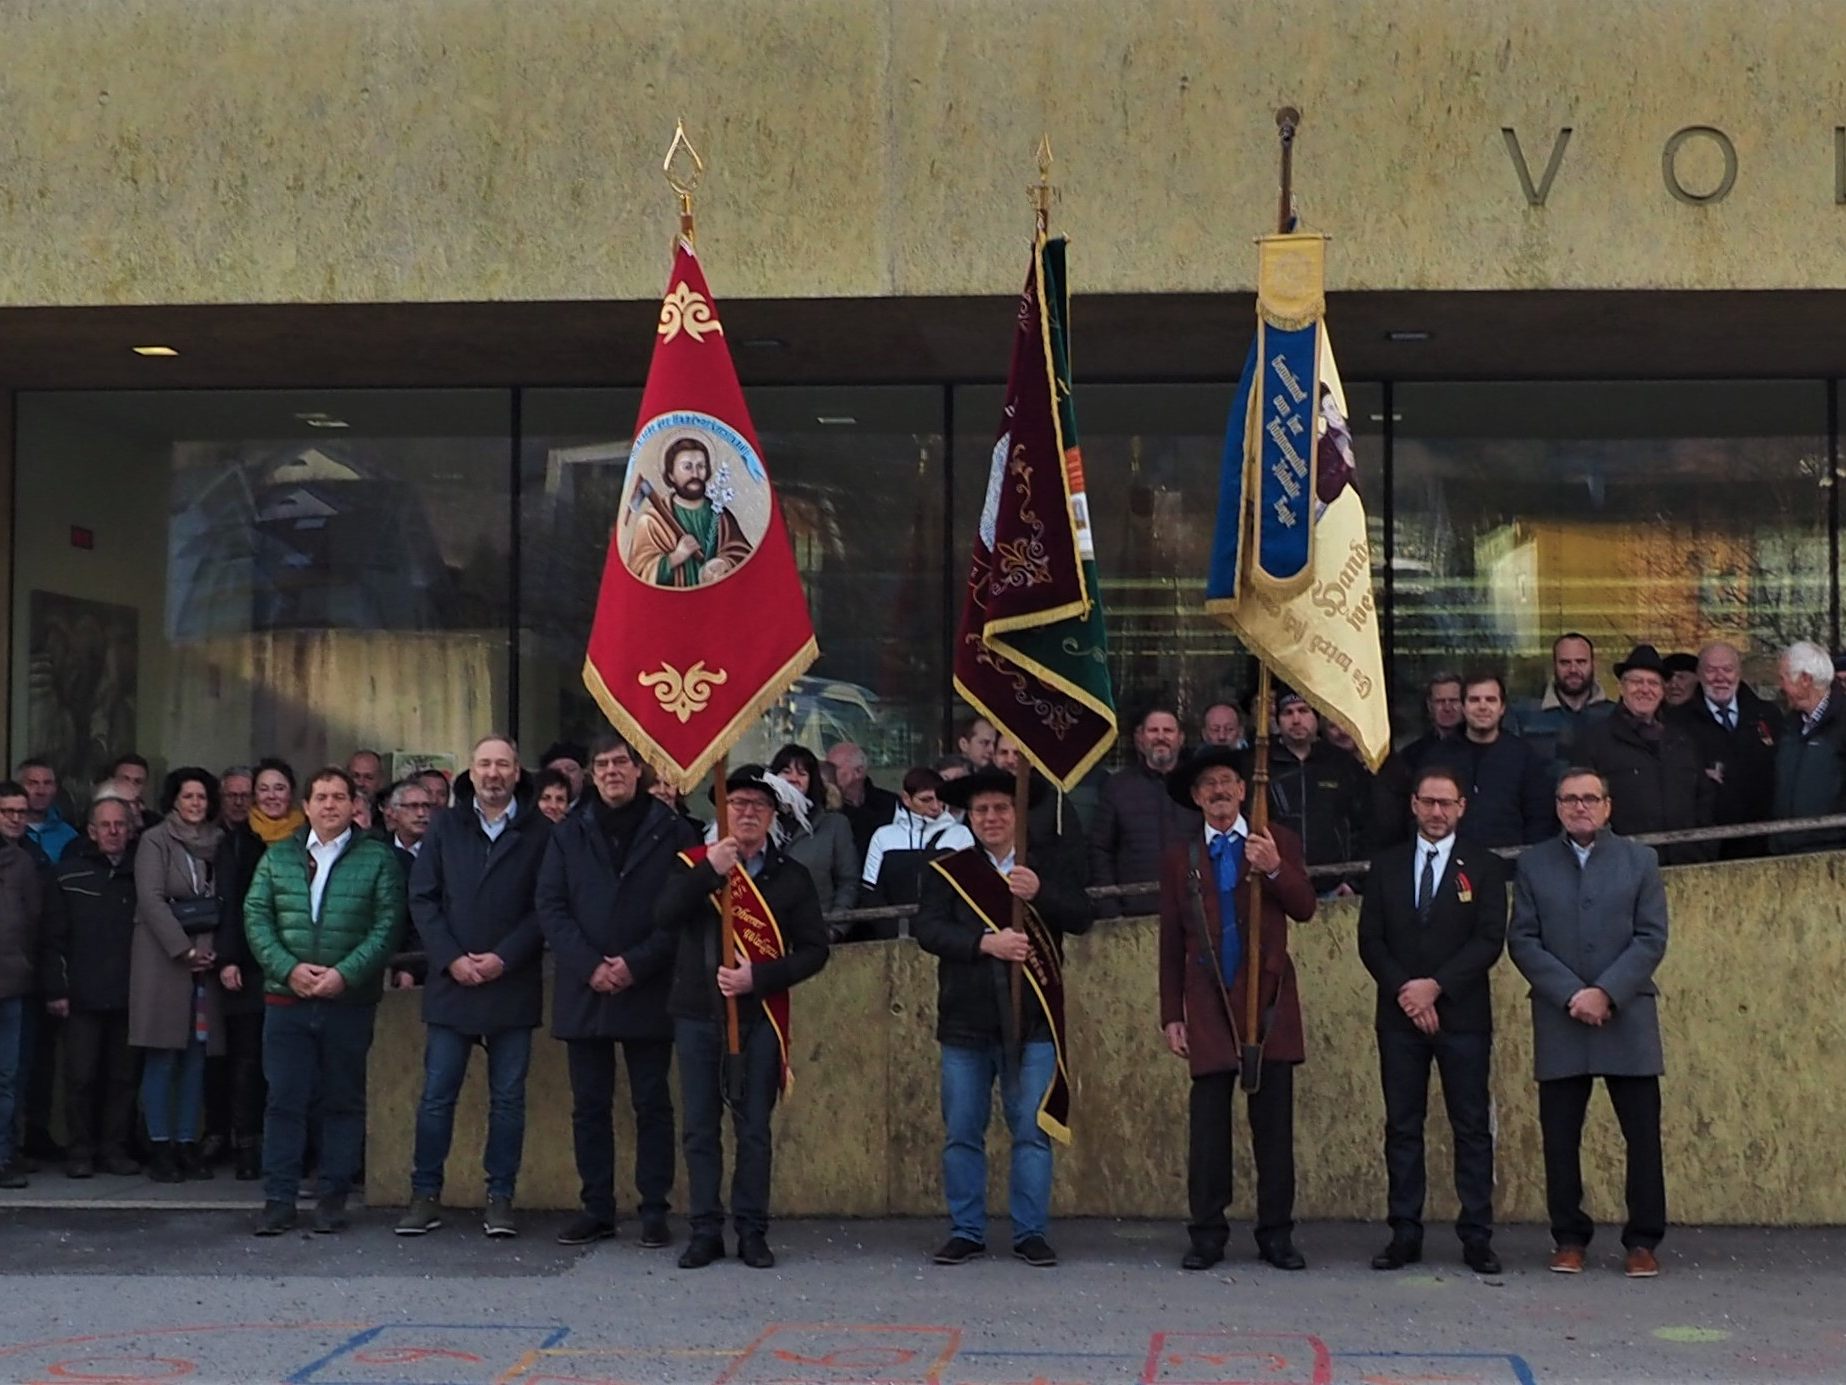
[709,762,780,806]
[1662,652,1698,677]
[1614,644,1666,678]
[1167,745,1252,809]
[939,766,1047,811]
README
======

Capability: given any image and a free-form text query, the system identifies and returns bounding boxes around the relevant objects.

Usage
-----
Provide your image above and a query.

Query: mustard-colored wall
[368,850,1846,1225]
[5,0,1844,309]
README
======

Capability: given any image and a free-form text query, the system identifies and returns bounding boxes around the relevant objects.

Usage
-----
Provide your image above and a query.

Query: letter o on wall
[1662,125,1737,204]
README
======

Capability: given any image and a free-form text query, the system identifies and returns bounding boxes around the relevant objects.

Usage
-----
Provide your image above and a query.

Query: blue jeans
[940,1040,1056,1247]
[140,1039,207,1143]
[0,997,23,1166]
[677,1016,780,1239]
[261,1001,375,1204]
[410,1025,533,1203]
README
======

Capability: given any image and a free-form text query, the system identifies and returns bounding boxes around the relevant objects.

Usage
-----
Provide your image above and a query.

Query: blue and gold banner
[1205,233,1391,771]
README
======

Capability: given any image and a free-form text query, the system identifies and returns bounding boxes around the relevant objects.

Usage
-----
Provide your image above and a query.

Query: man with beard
[1667,641,1778,856]
[1088,705,1199,918]
[1517,634,1613,771]
[1583,646,1713,864]
[626,437,754,588]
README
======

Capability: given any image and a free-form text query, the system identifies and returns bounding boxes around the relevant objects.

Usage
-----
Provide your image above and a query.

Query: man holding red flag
[655,765,828,1270]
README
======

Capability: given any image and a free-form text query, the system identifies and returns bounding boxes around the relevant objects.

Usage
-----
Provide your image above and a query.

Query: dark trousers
[565,1036,675,1223]
[676,1016,779,1240]
[1186,1061,1295,1253]
[261,1001,375,1205]
[1538,1073,1667,1250]
[1378,1026,1494,1246]
[223,1012,267,1148]
[62,1009,138,1159]
[17,1003,61,1150]
[410,1025,533,1203]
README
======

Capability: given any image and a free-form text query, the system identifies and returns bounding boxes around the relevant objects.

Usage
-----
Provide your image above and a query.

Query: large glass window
[952,379,1384,763]
[1392,382,1830,731]
[518,386,946,781]
[12,390,512,797]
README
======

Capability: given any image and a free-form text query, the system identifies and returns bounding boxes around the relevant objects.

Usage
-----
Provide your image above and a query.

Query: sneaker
[1624,1247,1661,1278]
[677,1237,724,1269]
[1013,1235,1058,1268]
[932,1235,987,1266]
[313,1195,350,1235]
[394,1197,443,1236]
[483,1198,518,1238]
[556,1213,616,1246]
[253,1201,297,1237]
[639,1215,672,1248]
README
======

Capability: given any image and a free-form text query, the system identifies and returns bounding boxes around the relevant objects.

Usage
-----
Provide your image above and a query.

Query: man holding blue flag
[1158,747,1316,1272]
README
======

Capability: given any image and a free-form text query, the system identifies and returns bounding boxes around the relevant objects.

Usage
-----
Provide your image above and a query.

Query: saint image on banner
[619,411,767,589]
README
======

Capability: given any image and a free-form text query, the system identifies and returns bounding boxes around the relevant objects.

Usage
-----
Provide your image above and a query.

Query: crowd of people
[0,632,1838,1274]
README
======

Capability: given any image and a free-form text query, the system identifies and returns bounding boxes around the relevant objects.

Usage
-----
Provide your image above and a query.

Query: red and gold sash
[681,845,794,1095]
[929,849,1072,1144]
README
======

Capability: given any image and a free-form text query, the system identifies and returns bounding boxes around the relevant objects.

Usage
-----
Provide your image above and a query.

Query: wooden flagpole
[1239,107,1302,1095]
[664,121,740,1065]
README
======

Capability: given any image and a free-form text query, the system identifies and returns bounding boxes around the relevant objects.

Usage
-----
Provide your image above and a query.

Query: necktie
[1418,848,1438,918]
[1209,832,1245,986]
[1721,704,1734,731]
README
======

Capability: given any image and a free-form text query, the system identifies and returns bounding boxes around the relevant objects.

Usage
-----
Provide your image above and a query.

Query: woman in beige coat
[130,768,225,1183]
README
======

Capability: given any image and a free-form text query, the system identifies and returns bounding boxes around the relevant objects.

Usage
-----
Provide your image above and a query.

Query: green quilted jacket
[242,829,406,1004]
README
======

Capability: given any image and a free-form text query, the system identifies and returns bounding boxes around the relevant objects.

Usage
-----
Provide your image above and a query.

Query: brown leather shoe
[1624,1247,1660,1278]
[1548,1245,1586,1274]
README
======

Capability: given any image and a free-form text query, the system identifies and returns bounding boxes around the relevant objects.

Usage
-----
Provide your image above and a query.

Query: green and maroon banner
[952,234,1117,791]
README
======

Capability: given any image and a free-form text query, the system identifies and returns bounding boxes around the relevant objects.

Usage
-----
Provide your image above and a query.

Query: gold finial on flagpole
[1031,132,1055,235]
[663,120,705,242]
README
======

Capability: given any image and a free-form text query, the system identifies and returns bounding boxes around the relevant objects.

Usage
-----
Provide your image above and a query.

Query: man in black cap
[1661,653,1700,711]
[913,767,1094,1270]
[654,764,829,1270]
[1583,645,1713,864]
[1266,687,1368,877]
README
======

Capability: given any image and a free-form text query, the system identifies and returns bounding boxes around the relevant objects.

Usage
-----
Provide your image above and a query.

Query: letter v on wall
[1503,126,1573,206]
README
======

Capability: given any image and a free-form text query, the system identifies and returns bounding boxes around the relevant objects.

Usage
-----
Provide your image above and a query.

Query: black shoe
[147,1144,182,1184]
[313,1195,349,1234]
[65,1157,95,1180]
[1371,1238,1423,1271]
[932,1235,987,1266]
[1181,1244,1224,1271]
[738,1233,776,1269]
[1013,1235,1058,1268]
[557,1213,616,1246]
[100,1152,142,1177]
[11,1155,39,1175]
[639,1216,672,1248]
[677,1237,724,1269]
[234,1146,262,1181]
[1259,1239,1307,1271]
[1463,1243,1503,1275]
[177,1143,213,1181]
[0,1166,27,1190]
[253,1201,297,1237]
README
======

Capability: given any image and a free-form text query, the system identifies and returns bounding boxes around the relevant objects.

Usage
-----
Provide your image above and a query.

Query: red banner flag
[583,240,818,789]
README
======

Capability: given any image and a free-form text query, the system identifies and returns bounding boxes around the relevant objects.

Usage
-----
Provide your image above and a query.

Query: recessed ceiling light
[131,345,179,357]
[815,415,857,426]
[1385,330,1432,343]
[305,417,350,429]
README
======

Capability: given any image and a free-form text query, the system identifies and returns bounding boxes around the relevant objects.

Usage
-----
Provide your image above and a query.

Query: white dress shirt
[308,827,354,922]
[1704,694,1738,729]
[1413,832,1456,908]
[393,835,421,858]
[474,796,516,843]
[1569,836,1595,868]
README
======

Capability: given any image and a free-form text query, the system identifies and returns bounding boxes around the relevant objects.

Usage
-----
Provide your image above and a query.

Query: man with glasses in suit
[1357,765,1508,1275]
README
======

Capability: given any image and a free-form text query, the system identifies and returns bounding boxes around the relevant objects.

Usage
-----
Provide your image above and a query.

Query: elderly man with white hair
[1769,640,1846,854]
[1666,642,1780,857]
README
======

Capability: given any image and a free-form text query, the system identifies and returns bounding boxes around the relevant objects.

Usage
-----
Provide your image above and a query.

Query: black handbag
[167,896,220,935]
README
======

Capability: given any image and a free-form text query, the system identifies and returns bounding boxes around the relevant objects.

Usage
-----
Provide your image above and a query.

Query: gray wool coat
[128,822,226,1054]
[1507,830,1668,1082]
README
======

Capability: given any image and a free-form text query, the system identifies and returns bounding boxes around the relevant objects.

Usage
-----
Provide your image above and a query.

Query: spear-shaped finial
[663,120,705,241]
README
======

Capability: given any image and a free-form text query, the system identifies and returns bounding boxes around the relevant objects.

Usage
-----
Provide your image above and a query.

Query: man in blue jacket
[396,736,552,1240]
[537,732,698,1248]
